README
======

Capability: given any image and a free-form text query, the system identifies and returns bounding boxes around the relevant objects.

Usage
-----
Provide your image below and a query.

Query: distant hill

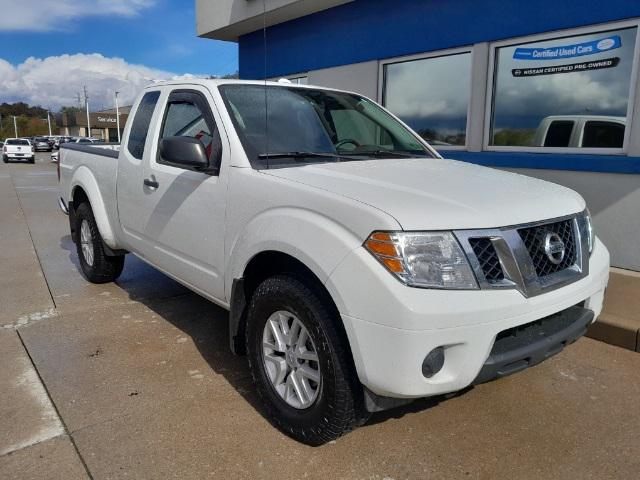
[0,102,48,118]
[0,102,56,139]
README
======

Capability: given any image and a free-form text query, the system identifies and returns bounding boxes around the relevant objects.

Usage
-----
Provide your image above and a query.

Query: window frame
[378,46,474,151]
[484,19,640,155]
[155,88,222,174]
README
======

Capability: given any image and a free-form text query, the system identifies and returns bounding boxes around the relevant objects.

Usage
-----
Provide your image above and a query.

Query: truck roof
[143,78,341,92]
[540,114,626,123]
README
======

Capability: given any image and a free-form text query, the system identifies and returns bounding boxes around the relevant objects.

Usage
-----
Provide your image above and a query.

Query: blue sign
[513,35,621,60]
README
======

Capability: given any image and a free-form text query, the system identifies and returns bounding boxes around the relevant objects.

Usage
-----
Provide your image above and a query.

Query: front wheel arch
[229,251,349,360]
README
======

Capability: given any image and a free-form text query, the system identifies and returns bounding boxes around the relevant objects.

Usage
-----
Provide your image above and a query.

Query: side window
[582,121,625,148]
[159,90,222,169]
[544,121,574,147]
[127,91,161,160]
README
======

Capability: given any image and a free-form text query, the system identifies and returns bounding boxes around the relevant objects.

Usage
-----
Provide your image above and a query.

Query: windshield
[7,139,29,146]
[218,85,435,168]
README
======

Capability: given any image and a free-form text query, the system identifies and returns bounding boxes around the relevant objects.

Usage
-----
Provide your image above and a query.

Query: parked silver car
[34,137,52,152]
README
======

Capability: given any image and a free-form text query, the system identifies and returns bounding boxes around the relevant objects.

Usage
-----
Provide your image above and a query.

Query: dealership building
[59,106,131,141]
[198,0,640,272]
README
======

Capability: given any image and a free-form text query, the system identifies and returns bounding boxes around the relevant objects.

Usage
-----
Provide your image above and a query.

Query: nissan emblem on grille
[543,232,566,265]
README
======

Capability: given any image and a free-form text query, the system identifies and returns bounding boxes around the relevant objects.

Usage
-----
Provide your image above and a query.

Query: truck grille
[517,219,576,277]
[469,238,504,283]
[454,213,588,298]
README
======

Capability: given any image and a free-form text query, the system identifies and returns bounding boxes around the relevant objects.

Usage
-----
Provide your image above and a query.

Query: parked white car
[3,138,35,163]
[58,80,609,445]
[74,137,103,144]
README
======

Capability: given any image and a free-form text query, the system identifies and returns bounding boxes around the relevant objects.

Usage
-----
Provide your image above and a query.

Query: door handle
[143,177,159,189]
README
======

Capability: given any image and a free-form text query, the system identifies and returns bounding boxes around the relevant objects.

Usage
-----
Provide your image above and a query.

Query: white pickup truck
[3,138,35,163]
[59,79,609,445]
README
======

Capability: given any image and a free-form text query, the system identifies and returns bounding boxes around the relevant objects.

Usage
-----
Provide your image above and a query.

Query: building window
[382,51,471,147]
[489,26,637,150]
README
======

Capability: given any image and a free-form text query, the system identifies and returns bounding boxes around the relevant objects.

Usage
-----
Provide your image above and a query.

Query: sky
[0,0,238,110]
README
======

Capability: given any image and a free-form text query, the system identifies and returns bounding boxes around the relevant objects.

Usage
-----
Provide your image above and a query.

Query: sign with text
[513,35,621,61]
[512,57,620,77]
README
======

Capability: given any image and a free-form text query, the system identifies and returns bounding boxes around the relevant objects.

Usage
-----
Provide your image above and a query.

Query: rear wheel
[2,156,8,163]
[74,202,125,283]
[28,156,35,164]
[246,274,365,445]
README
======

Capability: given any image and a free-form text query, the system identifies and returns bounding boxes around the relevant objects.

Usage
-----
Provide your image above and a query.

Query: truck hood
[261,158,585,230]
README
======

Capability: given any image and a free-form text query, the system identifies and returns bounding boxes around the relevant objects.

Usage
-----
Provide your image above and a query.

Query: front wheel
[74,202,125,283]
[246,274,364,445]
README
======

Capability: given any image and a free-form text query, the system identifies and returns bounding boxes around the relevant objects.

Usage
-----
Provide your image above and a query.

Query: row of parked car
[1,136,104,163]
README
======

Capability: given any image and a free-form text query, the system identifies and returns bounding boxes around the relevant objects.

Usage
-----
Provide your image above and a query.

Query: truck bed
[59,143,123,249]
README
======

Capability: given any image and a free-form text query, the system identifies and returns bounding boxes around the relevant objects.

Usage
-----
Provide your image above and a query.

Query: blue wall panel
[239,0,640,79]
[237,0,640,174]
[443,151,640,175]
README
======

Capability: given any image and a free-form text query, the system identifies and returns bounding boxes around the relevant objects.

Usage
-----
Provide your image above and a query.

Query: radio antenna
[262,0,269,168]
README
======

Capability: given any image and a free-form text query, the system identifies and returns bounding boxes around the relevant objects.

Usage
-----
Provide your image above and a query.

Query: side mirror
[159,136,212,172]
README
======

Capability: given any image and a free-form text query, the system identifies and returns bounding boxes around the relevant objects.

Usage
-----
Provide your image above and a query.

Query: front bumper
[326,238,609,398]
[472,305,593,384]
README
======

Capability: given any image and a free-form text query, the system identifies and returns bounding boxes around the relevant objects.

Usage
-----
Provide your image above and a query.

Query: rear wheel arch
[69,186,90,242]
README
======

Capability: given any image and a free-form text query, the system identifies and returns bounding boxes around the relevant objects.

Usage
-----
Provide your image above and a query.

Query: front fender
[70,165,118,249]
[225,207,365,300]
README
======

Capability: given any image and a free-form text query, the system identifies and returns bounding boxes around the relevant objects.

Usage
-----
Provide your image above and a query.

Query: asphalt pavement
[1,152,639,479]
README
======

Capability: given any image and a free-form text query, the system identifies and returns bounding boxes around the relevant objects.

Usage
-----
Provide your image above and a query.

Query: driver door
[136,86,228,301]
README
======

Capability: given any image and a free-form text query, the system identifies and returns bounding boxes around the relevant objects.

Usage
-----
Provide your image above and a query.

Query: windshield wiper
[258,151,345,161]
[337,150,427,158]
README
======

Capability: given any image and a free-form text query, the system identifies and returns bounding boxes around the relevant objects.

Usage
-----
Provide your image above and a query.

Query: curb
[587,314,639,352]
[586,269,640,352]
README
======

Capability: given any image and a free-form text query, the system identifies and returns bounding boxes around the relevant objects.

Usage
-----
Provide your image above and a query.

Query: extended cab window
[127,91,160,160]
[159,90,222,169]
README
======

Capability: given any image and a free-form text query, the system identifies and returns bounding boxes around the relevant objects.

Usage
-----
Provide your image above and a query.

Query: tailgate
[6,146,30,155]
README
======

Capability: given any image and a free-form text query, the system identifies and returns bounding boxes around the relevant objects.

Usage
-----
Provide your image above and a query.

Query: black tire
[2,156,8,163]
[29,157,35,164]
[246,274,365,445]
[74,202,125,283]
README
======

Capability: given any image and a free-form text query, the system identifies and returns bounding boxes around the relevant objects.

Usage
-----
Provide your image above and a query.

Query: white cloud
[0,53,197,109]
[0,0,154,32]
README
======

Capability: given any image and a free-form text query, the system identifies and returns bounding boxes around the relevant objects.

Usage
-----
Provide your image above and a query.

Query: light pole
[115,91,121,143]
[84,85,91,138]
[13,116,18,137]
[47,111,52,136]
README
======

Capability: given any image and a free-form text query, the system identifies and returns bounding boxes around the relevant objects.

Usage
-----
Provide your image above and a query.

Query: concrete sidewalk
[0,161,89,479]
[1,154,639,479]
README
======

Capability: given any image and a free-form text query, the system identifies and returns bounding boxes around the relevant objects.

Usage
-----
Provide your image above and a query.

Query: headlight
[584,209,595,254]
[364,231,478,289]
